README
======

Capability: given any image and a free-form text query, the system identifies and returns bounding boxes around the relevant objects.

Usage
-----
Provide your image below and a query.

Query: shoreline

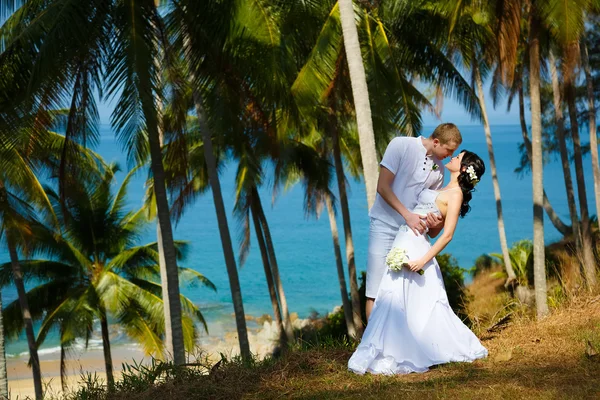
[6,312,316,399]
[8,345,146,399]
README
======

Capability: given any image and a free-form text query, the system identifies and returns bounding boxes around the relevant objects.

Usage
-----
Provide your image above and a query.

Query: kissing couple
[349,123,488,375]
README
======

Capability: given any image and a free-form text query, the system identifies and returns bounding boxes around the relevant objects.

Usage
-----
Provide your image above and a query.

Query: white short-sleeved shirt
[368,136,444,227]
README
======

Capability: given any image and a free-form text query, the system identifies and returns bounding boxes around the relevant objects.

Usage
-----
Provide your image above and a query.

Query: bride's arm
[408,192,462,272]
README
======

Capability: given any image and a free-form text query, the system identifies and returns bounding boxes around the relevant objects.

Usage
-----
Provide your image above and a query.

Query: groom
[365,123,462,320]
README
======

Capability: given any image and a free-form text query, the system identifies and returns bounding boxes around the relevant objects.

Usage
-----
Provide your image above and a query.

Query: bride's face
[445,152,465,172]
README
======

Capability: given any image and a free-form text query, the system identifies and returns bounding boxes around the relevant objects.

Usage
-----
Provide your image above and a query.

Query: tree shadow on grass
[251,357,600,400]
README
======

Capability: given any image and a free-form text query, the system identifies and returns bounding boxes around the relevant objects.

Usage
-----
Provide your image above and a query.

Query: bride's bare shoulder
[440,188,463,202]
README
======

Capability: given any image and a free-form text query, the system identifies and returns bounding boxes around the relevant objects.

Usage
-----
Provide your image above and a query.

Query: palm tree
[249,193,287,345]
[548,51,582,250]
[232,140,295,345]
[495,0,548,318]
[2,215,42,397]
[547,2,597,289]
[293,0,480,335]
[191,93,252,357]
[581,38,600,221]
[159,74,296,349]
[0,95,118,397]
[324,194,356,337]
[252,188,295,343]
[276,132,357,338]
[166,0,309,357]
[0,133,64,399]
[338,0,379,209]
[0,0,188,364]
[528,6,549,318]
[1,163,214,391]
[436,0,516,284]
[473,62,517,283]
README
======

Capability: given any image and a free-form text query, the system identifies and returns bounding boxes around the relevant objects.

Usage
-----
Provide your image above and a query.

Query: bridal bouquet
[386,247,424,275]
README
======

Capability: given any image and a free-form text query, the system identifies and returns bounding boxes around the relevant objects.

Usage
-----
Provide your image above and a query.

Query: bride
[348,150,488,375]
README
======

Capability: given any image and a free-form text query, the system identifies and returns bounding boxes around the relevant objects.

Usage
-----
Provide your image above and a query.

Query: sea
[1,124,596,357]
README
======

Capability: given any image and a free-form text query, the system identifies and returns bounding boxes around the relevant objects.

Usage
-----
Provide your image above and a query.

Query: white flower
[466,165,479,185]
[385,247,424,275]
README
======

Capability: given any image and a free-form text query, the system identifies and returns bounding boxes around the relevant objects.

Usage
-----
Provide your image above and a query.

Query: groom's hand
[405,212,427,235]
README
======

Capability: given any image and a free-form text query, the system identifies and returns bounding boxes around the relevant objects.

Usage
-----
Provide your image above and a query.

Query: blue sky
[97,82,529,129]
[422,95,525,127]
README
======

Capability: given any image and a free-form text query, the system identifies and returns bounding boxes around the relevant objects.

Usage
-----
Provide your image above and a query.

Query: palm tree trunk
[564,42,597,290]
[529,13,549,318]
[252,187,294,343]
[155,223,173,357]
[325,194,356,338]
[148,121,185,365]
[250,197,286,346]
[154,78,182,365]
[7,238,43,399]
[338,0,379,209]
[331,123,363,336]
[474,63,516,283]
[518,85,572,236]
[582,41,600,223]
[0,292,8,399]
[60,344,67,392]
[192,91,251,360]
[549,52,583,245]
[100,313,114,390]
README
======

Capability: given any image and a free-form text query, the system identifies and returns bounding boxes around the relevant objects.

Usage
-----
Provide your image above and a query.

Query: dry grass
[466,266,514,333]
[94,292,600,400]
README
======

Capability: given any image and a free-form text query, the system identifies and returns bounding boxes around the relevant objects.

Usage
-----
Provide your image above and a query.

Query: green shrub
[471,254,500,277]
[437,254,470,323]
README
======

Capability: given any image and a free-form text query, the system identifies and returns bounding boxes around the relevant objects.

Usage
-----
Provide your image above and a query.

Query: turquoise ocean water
[1,124,596,356]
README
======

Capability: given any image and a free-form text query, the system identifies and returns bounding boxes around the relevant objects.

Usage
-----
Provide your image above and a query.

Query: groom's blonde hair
[431,123,462,145]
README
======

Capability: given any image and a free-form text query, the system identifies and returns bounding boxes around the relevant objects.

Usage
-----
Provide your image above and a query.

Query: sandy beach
[6,314,312,399]
[7,345,147,399]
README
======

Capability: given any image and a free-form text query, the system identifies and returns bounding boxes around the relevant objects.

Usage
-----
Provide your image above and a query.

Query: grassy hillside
[61,272,600,400]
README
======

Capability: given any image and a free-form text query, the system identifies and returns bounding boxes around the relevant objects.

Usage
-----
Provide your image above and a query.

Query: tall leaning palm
[338,0,379,210]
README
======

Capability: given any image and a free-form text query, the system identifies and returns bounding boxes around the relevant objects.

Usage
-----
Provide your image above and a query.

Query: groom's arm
[378,168,427,235]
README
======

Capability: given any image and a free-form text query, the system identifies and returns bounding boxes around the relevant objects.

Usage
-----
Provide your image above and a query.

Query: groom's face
[432,139,459,160]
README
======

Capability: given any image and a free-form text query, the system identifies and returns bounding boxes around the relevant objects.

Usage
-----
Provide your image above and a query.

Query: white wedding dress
[348,188,488,375]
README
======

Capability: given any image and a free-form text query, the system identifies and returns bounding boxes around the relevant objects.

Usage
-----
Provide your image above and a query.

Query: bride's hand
[407,259,425,273]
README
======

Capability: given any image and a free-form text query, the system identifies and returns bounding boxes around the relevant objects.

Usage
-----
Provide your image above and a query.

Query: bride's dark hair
[457,150,485,217]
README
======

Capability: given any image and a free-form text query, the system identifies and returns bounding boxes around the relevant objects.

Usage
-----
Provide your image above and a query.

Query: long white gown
[348,188,488,375]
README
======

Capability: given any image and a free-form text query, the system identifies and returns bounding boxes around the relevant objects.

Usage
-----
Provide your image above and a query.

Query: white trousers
[366,217,398,299]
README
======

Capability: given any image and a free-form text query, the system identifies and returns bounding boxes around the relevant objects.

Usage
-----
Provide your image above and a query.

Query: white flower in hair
[466,165,479,185]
